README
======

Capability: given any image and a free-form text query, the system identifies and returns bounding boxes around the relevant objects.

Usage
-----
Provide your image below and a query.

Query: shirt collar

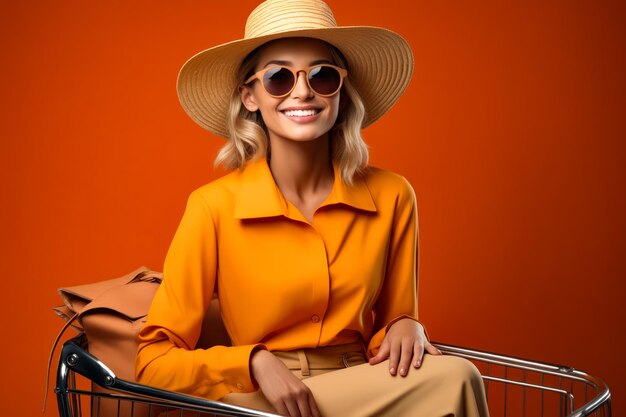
[234,158,377,220]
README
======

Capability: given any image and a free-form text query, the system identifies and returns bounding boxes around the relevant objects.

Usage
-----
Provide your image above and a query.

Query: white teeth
[283,109,318,117]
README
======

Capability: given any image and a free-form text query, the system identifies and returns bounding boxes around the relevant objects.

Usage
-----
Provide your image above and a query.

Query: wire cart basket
[55,335,611,417]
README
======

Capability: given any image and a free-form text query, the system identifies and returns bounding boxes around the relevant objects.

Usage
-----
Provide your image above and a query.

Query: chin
[264,116,336,143]
[285,126,334,142]
[288,133,327,142]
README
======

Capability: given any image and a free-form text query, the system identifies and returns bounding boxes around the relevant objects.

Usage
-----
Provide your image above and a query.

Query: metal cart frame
[55,335,611,417]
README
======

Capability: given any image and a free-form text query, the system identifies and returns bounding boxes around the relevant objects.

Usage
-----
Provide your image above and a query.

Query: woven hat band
[245,0,337,38]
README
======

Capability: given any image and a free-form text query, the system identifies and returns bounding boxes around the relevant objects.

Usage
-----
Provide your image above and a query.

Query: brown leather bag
[50,267,162,417]
[49,267,231,417]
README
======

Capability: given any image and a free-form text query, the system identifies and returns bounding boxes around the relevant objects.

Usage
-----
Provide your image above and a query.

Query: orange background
[1,1,624,415]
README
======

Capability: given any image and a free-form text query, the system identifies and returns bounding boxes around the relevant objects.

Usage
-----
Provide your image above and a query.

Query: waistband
[273,342,368,377]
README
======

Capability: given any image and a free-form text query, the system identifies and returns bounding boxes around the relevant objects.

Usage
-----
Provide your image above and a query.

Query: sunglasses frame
[244,64,348,98]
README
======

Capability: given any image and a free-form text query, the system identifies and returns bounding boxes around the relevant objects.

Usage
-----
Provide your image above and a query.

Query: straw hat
[177,0,414,138]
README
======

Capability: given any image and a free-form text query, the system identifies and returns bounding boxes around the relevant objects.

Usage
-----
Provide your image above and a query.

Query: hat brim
[177,26,413,138]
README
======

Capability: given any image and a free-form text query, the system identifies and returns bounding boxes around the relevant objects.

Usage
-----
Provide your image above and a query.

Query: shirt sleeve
[367,177,425,357]
[135,190,264,400]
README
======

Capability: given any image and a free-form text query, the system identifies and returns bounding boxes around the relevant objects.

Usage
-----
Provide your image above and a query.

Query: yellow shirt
[136,158,420,400]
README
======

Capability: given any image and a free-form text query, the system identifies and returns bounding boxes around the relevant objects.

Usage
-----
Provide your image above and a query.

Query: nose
[291,70,314,98]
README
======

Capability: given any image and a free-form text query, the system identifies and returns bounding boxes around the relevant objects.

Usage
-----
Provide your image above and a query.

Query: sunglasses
[244,64,348,98]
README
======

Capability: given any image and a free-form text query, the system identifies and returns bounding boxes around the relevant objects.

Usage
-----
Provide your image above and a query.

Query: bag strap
[42,312,79,413]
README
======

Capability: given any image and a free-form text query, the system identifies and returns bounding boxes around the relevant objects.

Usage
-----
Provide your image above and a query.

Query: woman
[136,1,489,416]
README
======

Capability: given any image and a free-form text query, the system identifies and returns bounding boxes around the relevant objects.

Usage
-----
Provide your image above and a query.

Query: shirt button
[311,314,320,323]
[236,383,244,390]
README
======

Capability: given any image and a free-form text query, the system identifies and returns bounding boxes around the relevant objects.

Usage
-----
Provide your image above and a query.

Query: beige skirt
[222,342,490,417]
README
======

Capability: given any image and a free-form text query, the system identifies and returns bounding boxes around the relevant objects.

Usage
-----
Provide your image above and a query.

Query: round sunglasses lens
[263,67,295,96]
[308,66,341,95]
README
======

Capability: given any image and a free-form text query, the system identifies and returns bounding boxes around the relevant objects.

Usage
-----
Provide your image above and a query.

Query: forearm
[136,335,262,400]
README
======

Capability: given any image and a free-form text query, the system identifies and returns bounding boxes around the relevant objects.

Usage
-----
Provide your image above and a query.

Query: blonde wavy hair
[214,41,368,185]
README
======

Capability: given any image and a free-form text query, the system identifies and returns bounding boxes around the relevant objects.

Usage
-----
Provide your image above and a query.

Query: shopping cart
[55,334,611,417]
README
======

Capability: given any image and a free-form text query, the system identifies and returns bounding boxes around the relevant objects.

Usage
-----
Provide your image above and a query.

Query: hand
[368,318,442,376]
[250,349,322,417]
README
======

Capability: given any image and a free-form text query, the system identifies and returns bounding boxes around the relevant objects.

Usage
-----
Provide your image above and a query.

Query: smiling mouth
[281,109,320,117]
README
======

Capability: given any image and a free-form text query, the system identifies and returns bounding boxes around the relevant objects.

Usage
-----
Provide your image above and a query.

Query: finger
[369,341,390,365]
[309,394,322,417]
[309,395,322,417]
[388,339,401,376]
[425,342,443,356]
[296,395,312,417]
[412,340,425,368]
[398,339,414,376]
[285,398,302,417]
[294,387,316,417]
[274,400,291,417]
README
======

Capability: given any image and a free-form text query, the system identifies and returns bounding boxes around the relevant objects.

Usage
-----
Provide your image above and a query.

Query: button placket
[306,225,330,345]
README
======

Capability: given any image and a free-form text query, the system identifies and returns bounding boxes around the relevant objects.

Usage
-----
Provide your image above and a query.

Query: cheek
[255,99,284,132]
[256,104,278,123]
[254,92,280,114]
[328,97,341,124]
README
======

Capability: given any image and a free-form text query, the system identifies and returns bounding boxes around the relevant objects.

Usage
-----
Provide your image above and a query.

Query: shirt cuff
[216,343,267,395]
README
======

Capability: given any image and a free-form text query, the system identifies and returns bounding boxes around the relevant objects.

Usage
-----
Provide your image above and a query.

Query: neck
[268,133,334,200]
